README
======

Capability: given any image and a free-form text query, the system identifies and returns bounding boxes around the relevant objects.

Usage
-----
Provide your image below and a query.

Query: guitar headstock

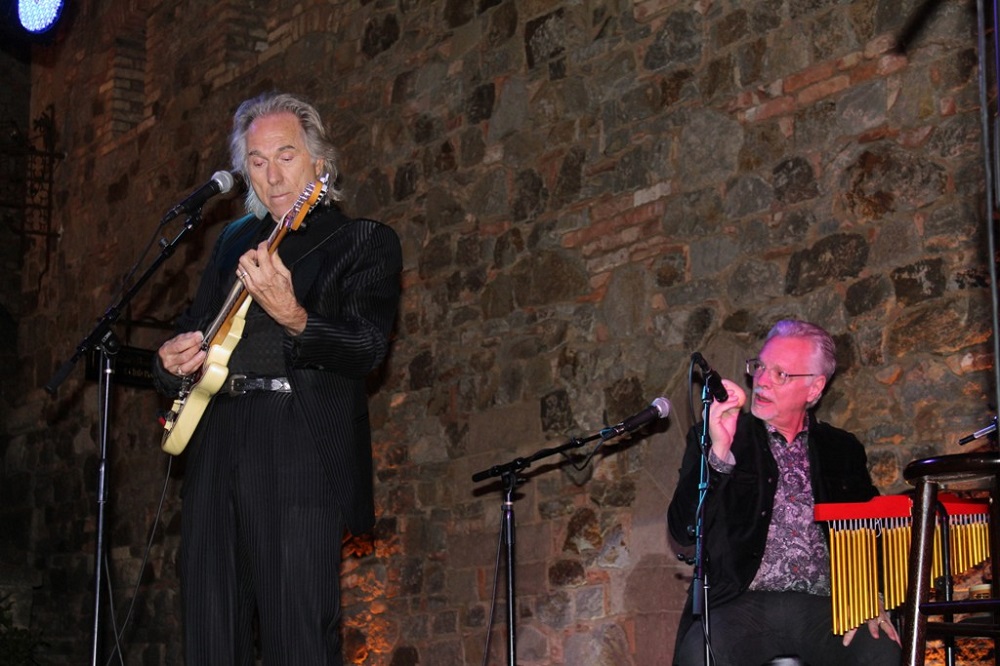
[281,173,330,231]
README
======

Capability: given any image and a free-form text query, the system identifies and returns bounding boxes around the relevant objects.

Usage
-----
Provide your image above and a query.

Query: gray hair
[765,319,837,381]
[229,92,343,218]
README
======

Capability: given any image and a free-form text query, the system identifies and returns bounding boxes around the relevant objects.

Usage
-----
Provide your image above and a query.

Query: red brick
[741,95,796,123]
[796,74,851,106]
[849,59,881,85]
[858,126,899,144]
[877,53,908,77]
[784,61,837,93]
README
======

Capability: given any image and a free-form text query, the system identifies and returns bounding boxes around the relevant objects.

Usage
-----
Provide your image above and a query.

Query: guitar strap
[217,206,341,309]
[282,206,349,265]
[284,207,355,295]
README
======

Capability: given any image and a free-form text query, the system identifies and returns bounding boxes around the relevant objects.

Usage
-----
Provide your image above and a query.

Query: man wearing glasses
[667,320,902,665]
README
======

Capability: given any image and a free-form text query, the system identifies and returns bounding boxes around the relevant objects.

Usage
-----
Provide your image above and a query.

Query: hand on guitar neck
[236,240,308,336]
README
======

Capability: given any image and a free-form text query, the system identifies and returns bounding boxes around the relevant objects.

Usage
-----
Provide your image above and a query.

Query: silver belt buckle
[227,374,248,396]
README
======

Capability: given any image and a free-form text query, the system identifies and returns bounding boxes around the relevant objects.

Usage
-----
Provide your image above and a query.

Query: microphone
[691,352,729,402]
[162,170,237,222]
[958,416,997,445]
[601,397,671,439]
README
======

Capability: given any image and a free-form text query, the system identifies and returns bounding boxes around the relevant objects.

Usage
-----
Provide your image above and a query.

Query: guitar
[160,176,329,455]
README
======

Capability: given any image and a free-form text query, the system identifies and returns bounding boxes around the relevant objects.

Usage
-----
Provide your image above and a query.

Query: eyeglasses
[745,358,818,386]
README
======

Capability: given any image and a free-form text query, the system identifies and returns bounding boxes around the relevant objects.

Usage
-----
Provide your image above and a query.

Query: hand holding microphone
[691,352,728,402]
[705,378,746,457]
[692,353,746,460]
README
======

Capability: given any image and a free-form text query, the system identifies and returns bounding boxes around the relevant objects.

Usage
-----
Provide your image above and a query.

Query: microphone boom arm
[471,431,602,483]
[472,397,669,482]
[45,209,208,394]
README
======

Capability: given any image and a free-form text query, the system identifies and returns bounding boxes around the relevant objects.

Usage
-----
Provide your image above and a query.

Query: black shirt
[228,210,338,377]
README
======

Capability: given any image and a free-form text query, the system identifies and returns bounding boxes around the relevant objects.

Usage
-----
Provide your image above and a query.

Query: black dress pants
[180,391,345,665]
[674,590,901,666]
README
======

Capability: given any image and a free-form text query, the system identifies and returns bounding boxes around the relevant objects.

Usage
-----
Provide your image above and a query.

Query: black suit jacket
[155,204,402,535]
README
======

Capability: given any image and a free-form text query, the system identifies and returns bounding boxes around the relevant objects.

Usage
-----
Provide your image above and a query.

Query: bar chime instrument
[814,494,991,634]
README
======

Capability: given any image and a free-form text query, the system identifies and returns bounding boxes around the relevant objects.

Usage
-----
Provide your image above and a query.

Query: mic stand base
[473,431,606,666]
[42,209,208,664]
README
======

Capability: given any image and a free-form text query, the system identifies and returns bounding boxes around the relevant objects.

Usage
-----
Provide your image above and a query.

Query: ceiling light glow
[18,0,65,34]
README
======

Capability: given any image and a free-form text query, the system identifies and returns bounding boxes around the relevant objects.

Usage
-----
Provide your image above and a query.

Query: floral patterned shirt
[748,417,831,595]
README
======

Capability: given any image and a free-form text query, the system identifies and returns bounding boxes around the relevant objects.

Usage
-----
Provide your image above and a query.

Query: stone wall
[3,0,995,663]
[0,22,38,642]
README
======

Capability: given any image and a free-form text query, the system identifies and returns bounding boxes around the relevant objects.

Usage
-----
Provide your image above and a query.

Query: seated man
[667,320,901,666]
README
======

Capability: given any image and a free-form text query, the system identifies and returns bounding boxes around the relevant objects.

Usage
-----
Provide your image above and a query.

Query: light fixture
[18,0,65,34]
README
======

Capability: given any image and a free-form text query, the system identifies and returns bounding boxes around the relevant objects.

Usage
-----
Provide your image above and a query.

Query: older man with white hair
[668,320,902,666]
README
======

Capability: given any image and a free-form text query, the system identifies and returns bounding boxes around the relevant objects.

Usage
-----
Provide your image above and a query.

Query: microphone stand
[691,384,715,666]
[471,430,607,666]
[44,209,208,666]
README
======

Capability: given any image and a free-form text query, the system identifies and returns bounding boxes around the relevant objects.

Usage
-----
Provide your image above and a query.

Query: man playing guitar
[154,92,402,665]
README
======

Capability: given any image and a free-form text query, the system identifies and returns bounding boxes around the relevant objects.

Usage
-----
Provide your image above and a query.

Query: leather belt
[225,375,292,396]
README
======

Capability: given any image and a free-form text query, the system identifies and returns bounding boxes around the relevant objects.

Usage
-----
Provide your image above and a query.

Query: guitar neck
[202,222,290,349]
[203,280,247,349]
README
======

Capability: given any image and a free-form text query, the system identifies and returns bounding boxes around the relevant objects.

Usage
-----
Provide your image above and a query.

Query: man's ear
[807,375,827,404]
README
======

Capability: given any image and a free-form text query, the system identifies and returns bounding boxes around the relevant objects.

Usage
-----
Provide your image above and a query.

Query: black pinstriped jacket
[154,204,403,535]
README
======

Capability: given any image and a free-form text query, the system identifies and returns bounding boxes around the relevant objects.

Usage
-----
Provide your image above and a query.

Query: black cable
[102,454,174,666]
